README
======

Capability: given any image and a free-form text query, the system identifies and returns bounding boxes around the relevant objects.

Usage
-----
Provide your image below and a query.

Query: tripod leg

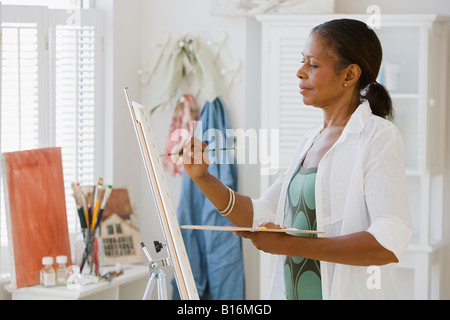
[159,271,168,300]
[143,272,157,300]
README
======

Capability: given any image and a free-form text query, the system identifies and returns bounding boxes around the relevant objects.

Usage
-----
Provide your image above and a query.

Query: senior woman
[180,19,412,300]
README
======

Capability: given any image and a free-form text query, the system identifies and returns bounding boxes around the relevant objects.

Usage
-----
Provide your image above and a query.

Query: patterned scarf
[162,94,199,175]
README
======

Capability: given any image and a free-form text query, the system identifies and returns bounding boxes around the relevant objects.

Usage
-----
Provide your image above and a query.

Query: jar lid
[42,256,53,265]
[56,255,67,264]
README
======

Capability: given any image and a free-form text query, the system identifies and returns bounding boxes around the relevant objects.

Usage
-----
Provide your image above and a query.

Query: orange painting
[3,147,72,289]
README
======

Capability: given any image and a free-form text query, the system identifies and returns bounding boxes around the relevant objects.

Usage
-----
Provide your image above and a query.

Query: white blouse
[252,101,412,299]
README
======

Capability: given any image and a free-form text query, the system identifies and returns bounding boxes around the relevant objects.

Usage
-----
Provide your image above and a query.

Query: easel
[141,241,170,300]
[125,87,199,300]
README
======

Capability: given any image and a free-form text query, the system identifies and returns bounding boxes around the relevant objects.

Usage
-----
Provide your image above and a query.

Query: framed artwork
[211,0,335,16]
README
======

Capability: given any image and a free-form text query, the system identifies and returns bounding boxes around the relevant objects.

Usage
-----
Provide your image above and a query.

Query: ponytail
[362,81,394,120]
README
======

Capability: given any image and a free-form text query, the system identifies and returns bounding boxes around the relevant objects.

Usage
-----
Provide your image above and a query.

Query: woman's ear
[343,64,361,87]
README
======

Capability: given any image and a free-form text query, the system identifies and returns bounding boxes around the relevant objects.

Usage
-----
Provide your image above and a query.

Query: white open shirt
[252,101,412,299]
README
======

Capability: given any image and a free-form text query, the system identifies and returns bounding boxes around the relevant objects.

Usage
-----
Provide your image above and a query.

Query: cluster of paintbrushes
[71,178,113,274]
[71,178,112,232]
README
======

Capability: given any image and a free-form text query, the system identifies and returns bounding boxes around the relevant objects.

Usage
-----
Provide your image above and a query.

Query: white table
[5,264,149,300]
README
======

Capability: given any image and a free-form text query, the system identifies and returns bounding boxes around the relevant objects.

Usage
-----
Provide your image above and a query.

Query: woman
[180,19,412,300]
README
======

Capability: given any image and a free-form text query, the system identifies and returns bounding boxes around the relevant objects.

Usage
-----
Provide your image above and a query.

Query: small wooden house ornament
[100,213,144,265]
[99,187,144,266]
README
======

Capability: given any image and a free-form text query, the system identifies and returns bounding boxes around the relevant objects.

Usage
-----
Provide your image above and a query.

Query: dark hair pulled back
[311,19,393,120]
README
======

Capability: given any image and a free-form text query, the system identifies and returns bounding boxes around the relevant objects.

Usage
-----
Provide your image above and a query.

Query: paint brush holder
[80,228,104,277]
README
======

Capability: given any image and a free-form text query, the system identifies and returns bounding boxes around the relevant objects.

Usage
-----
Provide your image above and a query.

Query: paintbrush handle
[161,146,237,157]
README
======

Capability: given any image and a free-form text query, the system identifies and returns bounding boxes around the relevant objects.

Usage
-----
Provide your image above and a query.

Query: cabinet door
[261,26,322,172]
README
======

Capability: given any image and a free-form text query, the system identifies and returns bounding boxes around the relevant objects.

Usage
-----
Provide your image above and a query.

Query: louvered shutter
[278,33,323,165]
[1,25,39,151]
[261,25,322,181]
[49,9,103,234]
[0,6,47,250]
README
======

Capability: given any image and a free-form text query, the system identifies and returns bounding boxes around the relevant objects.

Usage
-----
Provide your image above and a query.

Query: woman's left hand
[234,222,288,255]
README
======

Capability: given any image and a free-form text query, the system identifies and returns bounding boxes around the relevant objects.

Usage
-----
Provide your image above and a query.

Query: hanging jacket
[172,97,245,300]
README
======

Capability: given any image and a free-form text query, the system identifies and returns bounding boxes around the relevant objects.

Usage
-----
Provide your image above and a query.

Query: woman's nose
[297,65,306,79]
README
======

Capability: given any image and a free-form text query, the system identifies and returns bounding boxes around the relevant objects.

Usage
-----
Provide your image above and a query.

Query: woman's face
[297,34,347,108]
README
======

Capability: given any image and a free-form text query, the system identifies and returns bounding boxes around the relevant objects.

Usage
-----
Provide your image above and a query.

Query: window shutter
[275,29,323,169]
[1,7,103,252]
[0,6,47,250]
[49,9,103,234]
[1,25,40,151]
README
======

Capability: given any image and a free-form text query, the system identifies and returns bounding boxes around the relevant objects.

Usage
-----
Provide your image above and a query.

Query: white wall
[96,0,143,193]
[106,0,450,299]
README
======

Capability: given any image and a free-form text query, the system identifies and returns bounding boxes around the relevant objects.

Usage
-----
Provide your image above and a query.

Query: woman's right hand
[178,137,210,182]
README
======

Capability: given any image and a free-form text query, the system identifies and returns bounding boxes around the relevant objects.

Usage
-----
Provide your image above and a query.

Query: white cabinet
[257,14,449,299]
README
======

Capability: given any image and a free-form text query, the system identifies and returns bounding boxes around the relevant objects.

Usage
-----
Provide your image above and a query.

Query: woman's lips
[299,85,312,94]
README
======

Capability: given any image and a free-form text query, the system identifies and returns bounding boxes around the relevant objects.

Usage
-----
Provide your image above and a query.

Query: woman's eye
[300,60,318,69]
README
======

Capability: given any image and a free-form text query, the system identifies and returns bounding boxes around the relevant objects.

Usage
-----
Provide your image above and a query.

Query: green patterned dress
[283,165,322,300]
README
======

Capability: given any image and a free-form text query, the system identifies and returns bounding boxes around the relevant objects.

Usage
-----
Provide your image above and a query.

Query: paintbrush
[160,146,246,157]
[77,183,89,230]
[81,186,94,229]
[71,182,87,229]
[93,185,112,232]
[91,178,104,231]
